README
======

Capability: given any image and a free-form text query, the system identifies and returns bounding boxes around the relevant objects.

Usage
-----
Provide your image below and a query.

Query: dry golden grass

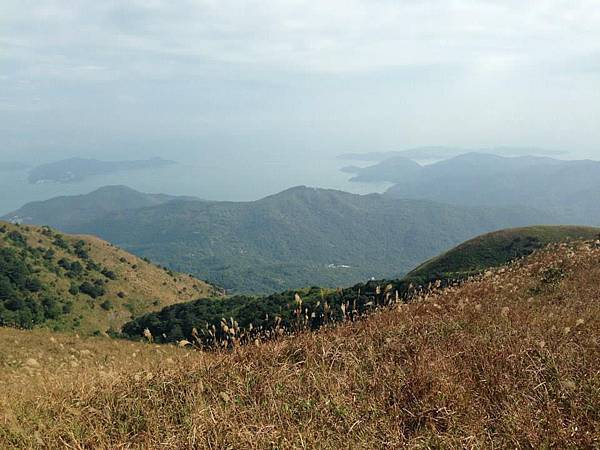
[1,241,599,448]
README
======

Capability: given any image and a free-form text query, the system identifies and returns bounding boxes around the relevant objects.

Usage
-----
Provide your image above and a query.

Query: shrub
[7,230,27,246]
[101,269,117,280]
[42,296,63,320]
[86,261,101,272]
[68,261,83,277]
[0,276,17,301]
[74,246,89,260]
[79,281,105,299]
[0,248,31,288]
[100,300,113,311]
[43,249,55,261]
[53,235,70,250]
[24,278,42,293]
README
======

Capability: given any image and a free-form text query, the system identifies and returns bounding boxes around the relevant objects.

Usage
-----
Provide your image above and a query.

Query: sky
[2,0,600,162]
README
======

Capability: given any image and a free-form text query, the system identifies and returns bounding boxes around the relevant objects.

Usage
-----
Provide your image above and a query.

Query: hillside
[351,152,567,185]
[4,185,555,293]
[405,225,600,286]
[122,225,599,344]
[346,156,424,183]
[0,221,218,335]
[2,240,599,448]
[2,185,196,230]
[377,153,600,225]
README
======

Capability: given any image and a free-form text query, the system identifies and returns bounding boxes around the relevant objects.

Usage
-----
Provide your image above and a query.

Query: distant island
[27,157,176,184]
[338,146,567,162]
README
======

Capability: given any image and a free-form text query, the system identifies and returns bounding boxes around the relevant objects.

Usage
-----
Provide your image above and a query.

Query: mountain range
[346,153,600,225]
[3,185,197,231]
[3,185,555,293]
[338,146,567,162]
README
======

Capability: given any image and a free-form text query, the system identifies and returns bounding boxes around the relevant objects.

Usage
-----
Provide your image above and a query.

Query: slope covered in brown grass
[1,241,599,448]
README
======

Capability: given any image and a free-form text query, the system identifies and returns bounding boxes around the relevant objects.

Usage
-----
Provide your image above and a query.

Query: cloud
[2,0,600,78]
[1,0,600,158]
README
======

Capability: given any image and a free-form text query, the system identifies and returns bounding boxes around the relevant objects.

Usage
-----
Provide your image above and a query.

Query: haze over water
[0,153,392,215]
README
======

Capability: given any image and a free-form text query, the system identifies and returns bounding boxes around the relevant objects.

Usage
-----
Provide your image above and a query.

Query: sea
[0,154,392,215]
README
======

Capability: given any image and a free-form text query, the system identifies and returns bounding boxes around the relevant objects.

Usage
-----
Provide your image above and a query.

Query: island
[27,157,176,184]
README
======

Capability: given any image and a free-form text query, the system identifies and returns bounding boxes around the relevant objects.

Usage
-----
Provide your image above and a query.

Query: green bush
[101,269,117,280]
[7,230,27,246]
[79,281,105,299]
[100,300,113,311]
[73,240,89,259]
[42,297,63,320]
[24,278,42,292]
[52,235,69,250]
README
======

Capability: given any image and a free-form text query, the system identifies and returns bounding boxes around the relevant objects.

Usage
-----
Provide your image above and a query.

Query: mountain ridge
[3,185,558,293]
[362,153,600,225]
[2,185,198,230]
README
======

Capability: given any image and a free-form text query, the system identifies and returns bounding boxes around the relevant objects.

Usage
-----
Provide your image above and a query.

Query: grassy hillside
[405,225,600,286]
[8,185,556,293]
[121,225,599,345]
[0,221,218,335]
[2,240,599,448]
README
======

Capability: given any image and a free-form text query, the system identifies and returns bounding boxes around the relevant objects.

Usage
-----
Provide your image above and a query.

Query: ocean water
[0,154,391,215]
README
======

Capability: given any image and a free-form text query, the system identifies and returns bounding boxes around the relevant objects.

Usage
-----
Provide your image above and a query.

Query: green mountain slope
[0,221,219,335]
[122,225,599,344]
[2,185,196,230]
[404,225,600,286]
[348,156,423,182]
[39,186,556,293]
[380,153,600,225]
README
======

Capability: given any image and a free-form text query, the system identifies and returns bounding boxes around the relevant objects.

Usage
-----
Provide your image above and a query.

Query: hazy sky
[2,0,600,161]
